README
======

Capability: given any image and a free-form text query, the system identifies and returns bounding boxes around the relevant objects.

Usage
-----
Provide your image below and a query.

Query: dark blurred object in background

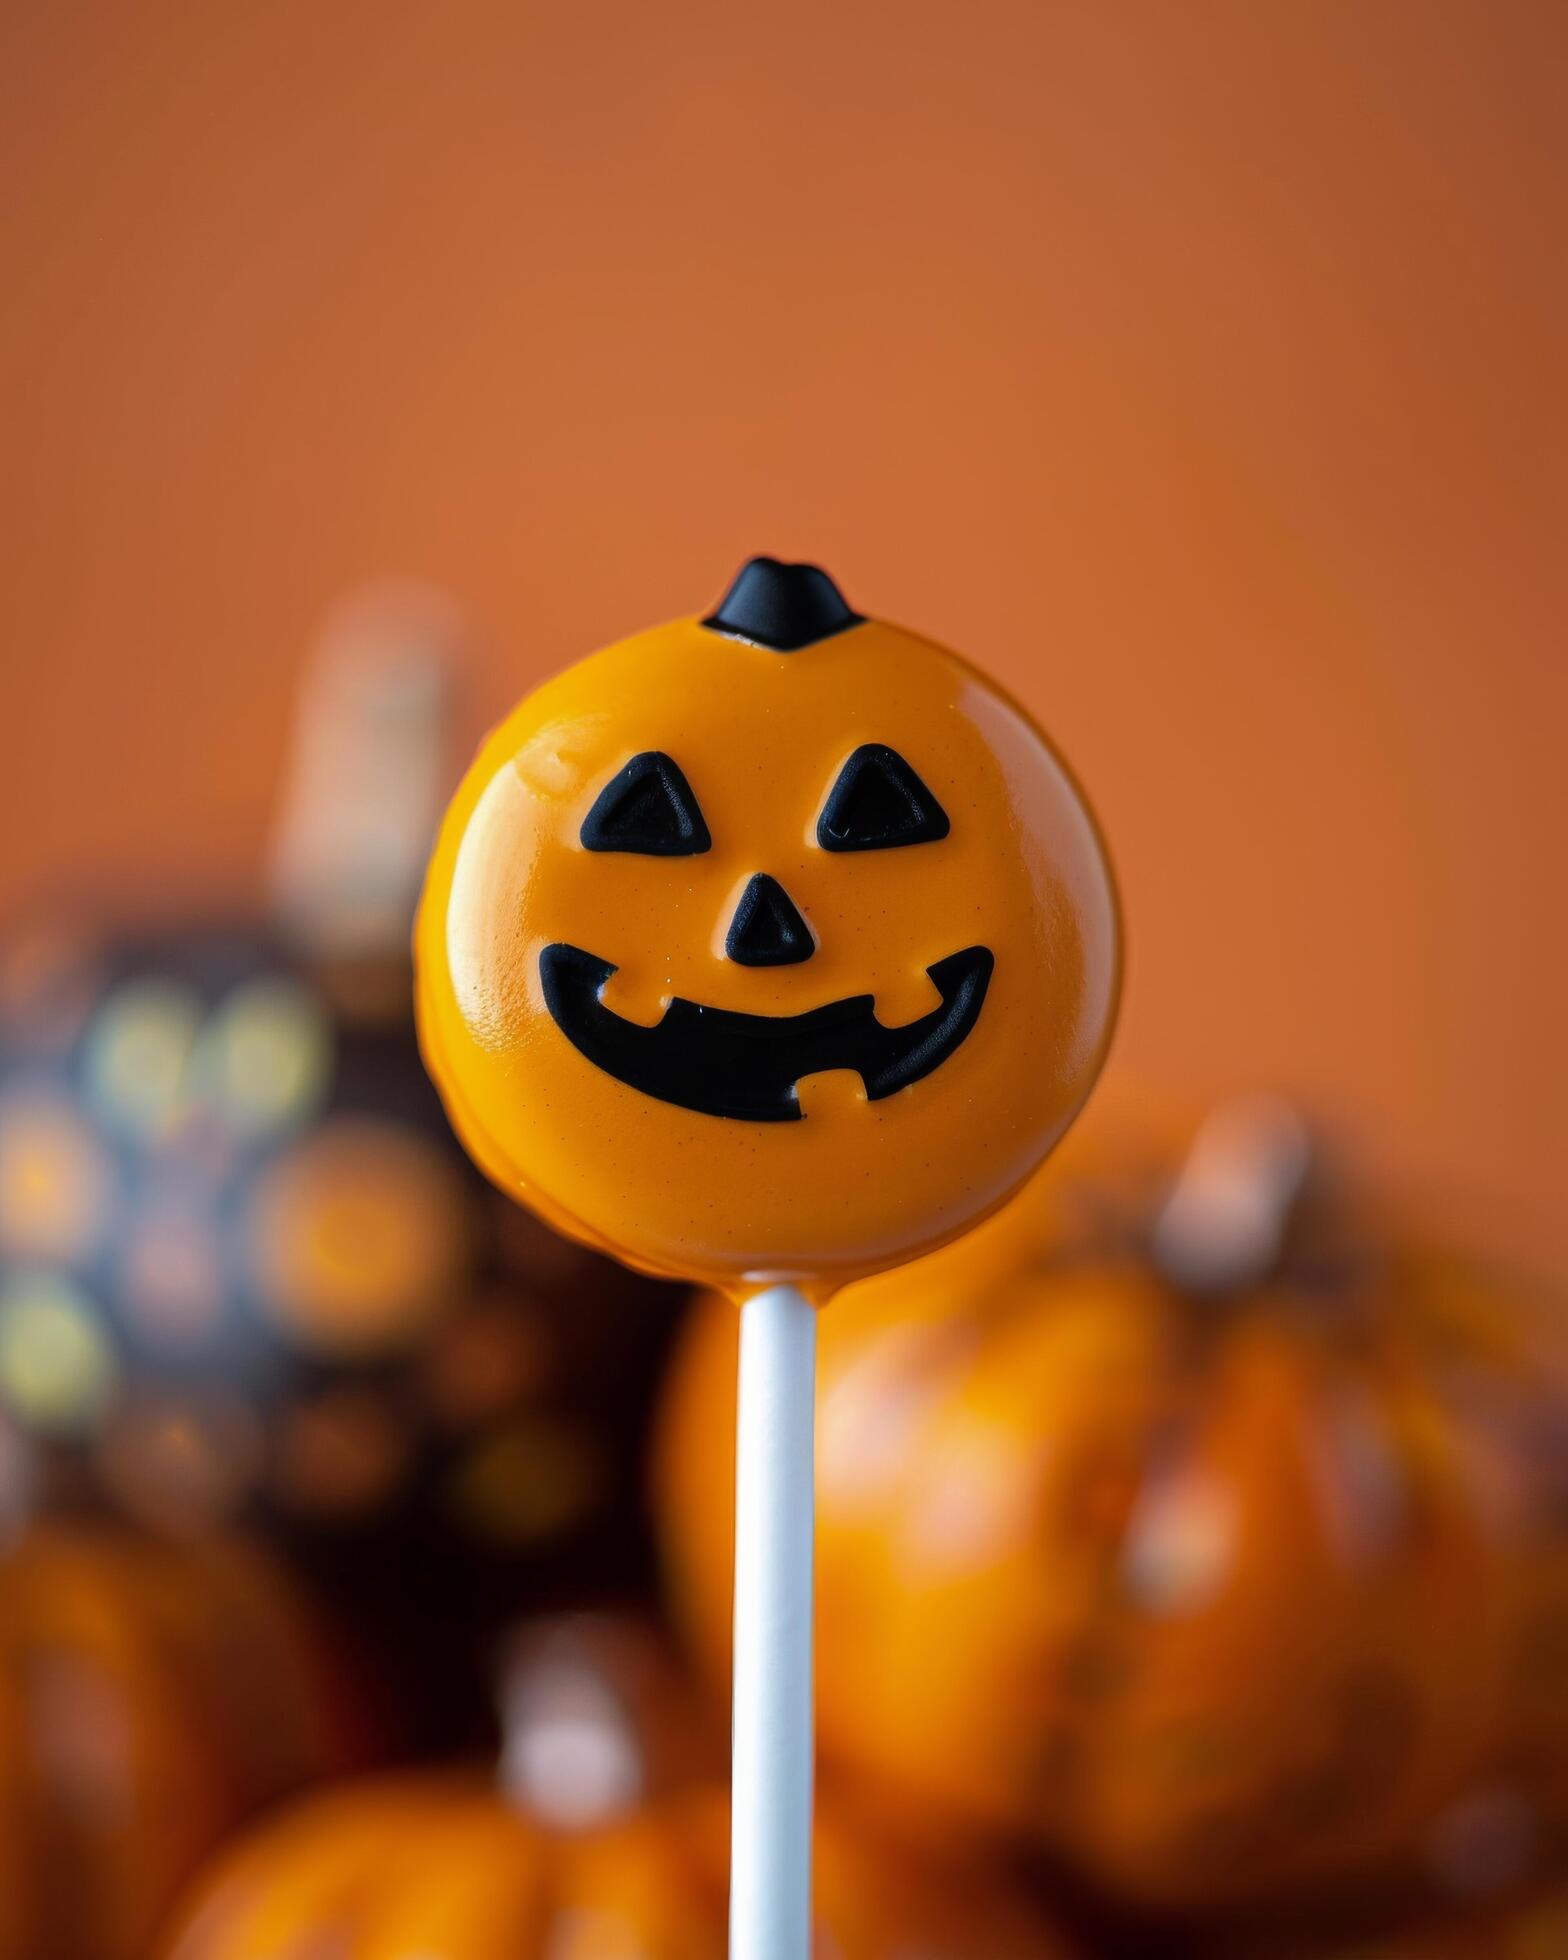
[659,1096,1568,1923]
[0,591,686,1753]
[160,1611,1075,1960]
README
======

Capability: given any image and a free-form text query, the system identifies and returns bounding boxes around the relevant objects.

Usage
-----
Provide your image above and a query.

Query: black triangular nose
[725,873,816,966]
[703,557,863,652]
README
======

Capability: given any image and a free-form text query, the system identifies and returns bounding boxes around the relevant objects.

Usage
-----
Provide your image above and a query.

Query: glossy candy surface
[415,560,1120,1295]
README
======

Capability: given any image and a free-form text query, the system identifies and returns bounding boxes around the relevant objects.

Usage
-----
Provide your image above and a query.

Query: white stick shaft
[730,1283,815,1960]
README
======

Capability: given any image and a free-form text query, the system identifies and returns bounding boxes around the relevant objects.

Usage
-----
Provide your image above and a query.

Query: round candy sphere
[416,559,1121,1295]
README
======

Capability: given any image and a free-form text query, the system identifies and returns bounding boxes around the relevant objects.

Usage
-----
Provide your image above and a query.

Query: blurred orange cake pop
[415,558,1121,1299]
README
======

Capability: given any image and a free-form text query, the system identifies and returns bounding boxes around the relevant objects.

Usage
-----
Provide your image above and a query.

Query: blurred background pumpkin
[656,1097,1567,1914]
[0,1520,364,1960]
[160,1612,1072,1960]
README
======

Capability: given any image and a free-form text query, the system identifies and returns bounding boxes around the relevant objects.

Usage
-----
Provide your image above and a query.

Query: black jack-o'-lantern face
[540,730,993,1122]
[417,558,1121,1291]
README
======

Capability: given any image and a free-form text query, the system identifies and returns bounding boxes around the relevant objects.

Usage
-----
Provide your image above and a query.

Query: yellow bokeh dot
[82,980,202,1142]
[248,1118,471,1357]
[0,1093,112,1263]
[0,1273,116,1435]
[197,977,332,1141]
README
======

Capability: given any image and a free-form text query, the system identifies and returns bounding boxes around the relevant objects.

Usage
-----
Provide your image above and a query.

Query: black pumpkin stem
[702,557,863,652]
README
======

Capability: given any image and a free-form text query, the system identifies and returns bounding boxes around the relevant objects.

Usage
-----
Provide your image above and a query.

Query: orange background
[0,2,1561,1270]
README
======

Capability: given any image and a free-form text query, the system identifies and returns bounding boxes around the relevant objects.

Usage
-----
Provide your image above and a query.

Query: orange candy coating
[415,577,1119,1296]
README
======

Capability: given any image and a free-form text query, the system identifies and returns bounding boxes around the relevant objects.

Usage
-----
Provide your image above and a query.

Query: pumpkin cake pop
[415,558,1120,1300]
[416,558,1119,1959]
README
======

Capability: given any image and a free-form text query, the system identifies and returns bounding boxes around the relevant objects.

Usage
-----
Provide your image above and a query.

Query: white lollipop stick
[730,1282,816,1960]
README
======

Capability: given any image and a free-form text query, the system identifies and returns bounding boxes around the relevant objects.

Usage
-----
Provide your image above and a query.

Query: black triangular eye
[816,745,950,852]
[581,752,711,856]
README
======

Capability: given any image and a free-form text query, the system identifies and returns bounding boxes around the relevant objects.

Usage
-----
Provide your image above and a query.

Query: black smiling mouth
[539,942,994,1122]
